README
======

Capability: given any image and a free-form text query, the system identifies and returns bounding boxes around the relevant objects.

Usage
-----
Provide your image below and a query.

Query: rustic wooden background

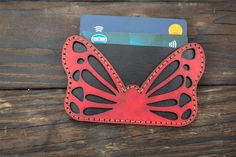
[0,0,236,157]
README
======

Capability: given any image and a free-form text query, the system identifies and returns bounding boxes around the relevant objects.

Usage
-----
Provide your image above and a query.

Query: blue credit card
[80,15,188,47]
[80,15,187,35]
[81,31,187,48]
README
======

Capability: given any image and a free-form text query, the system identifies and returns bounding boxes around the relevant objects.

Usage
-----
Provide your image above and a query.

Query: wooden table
[0,1,235,156]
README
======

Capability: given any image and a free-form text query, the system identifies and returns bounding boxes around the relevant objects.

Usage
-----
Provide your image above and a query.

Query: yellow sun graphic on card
[168,24,183,35]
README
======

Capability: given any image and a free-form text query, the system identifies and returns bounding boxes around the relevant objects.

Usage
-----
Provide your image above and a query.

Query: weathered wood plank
[0,2,236,89]
[0,86,235,156]
[1,0,235,2]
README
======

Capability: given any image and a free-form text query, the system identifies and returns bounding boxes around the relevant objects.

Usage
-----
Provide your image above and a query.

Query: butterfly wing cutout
[62,35,205,126]
[62,35,125,121]
[141,43,205,126]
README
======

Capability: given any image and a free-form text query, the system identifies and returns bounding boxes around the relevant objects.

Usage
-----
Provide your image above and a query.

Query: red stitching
[62,35,205,126]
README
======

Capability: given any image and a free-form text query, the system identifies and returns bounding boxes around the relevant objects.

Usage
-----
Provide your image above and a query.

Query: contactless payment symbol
[91,26,108,44]
[94,26,104,32]
[169,40,177,48]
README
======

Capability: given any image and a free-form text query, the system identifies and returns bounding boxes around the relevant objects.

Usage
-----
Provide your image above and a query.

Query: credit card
[80,15,188,48]
[80,15,187,35]
[81,31,187,48]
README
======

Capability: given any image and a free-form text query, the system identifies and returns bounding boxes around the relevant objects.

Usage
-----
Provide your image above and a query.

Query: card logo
[168,24,183,35]
[91,26,108,44]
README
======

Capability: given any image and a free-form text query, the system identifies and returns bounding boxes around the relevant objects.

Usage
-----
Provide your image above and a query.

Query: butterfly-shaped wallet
[62,35,205,127]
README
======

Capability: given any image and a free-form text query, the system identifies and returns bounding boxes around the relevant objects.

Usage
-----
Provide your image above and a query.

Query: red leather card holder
[62,35,205,127]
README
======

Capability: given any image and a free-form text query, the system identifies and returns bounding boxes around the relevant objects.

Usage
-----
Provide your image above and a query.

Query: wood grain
[1,0,235,2]
[0,1,236,89]
[0,1,236,156]
[0,86,235,157]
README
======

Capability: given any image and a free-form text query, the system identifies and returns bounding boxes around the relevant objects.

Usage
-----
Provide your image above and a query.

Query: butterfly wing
[62,35,125,121]
[141,43,205,126]
[62,36,205,126]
